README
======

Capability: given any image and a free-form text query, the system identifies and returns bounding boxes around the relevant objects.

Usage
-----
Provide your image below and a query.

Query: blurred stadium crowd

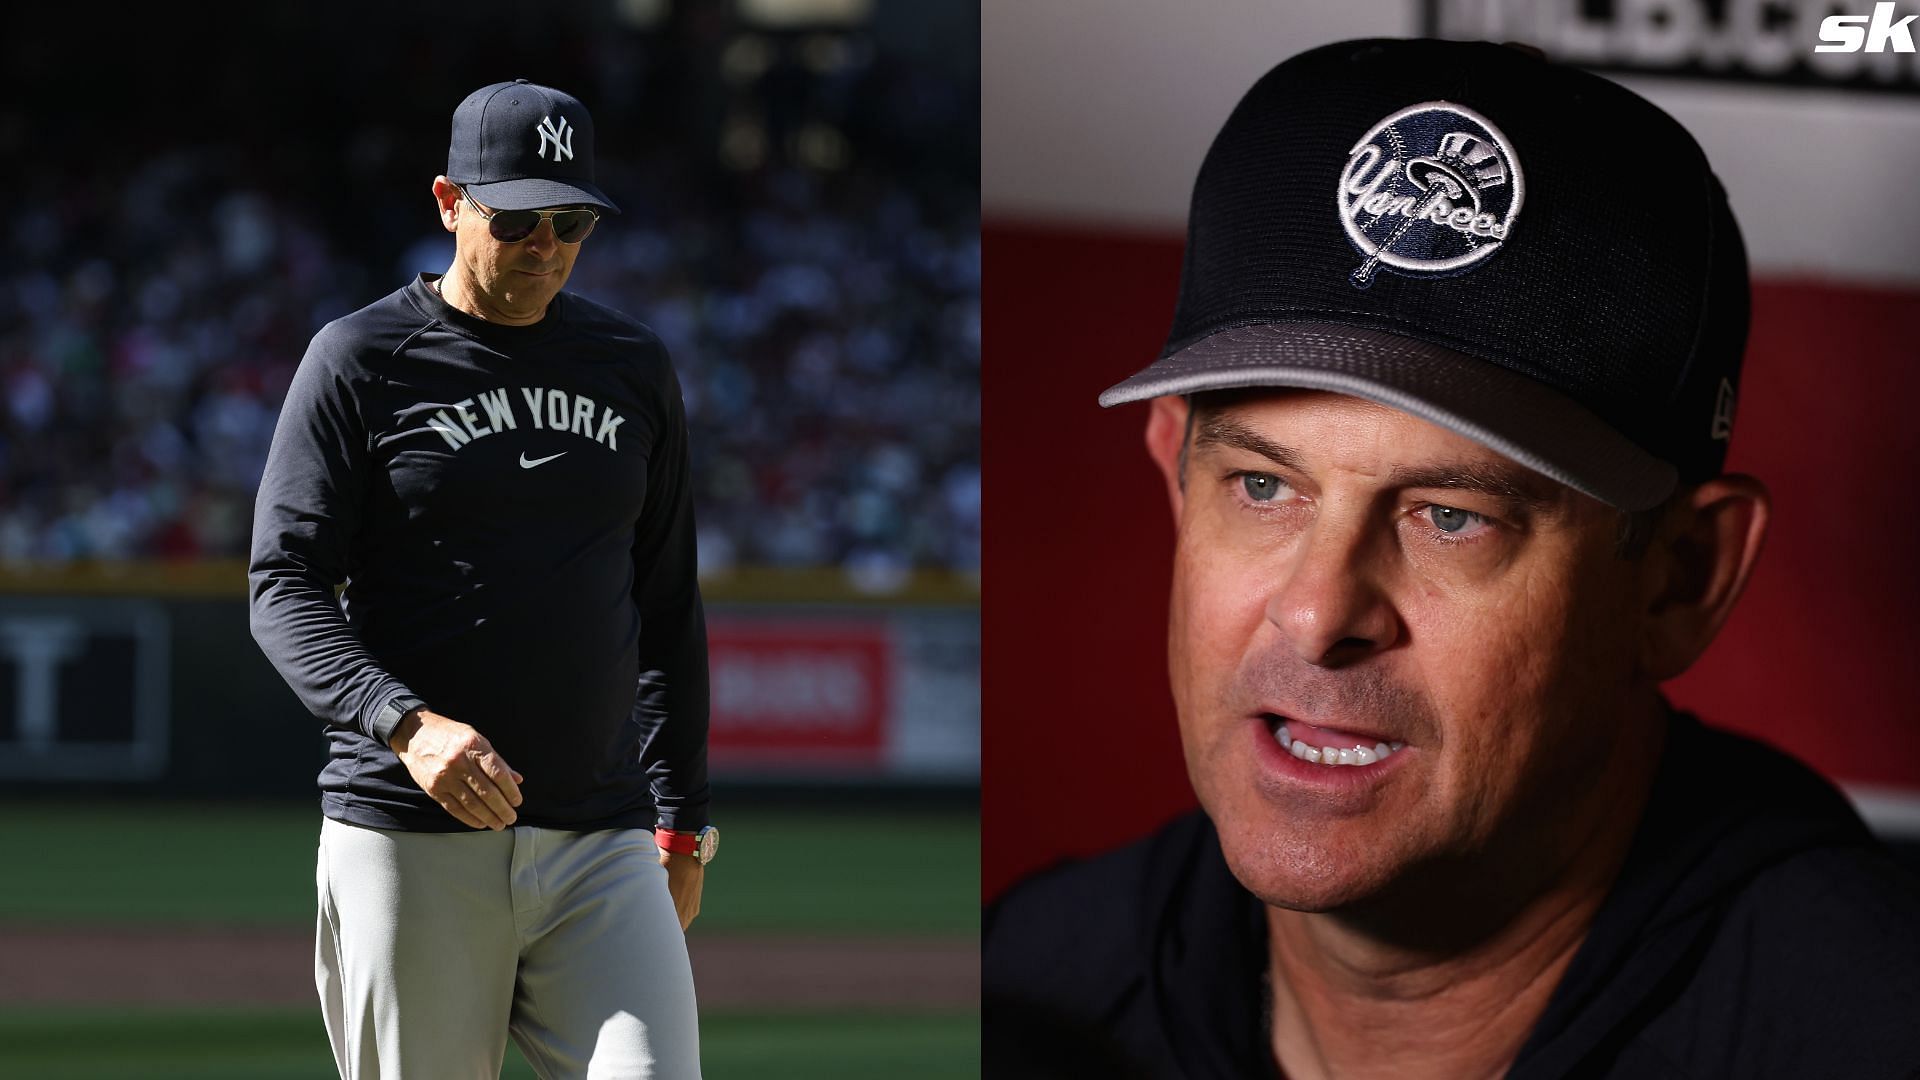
[0,2,979,583]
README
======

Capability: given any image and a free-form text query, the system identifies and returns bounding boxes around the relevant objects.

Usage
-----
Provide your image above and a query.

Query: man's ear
[432,176,461,233]
[1640,474,1770,681]
[1144,395,1191,523]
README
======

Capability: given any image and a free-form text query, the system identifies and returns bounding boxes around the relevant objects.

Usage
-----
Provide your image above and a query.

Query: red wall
[982,220,1920,901]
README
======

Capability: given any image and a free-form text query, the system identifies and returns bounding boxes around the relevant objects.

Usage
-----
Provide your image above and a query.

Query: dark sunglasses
[458,188,599,244]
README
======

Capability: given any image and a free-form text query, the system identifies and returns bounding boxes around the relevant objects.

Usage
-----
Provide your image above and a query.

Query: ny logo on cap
[1339,102,1524,289]
[536,115,574,162]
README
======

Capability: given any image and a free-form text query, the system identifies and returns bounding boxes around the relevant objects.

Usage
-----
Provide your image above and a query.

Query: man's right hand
[387,707,525,830]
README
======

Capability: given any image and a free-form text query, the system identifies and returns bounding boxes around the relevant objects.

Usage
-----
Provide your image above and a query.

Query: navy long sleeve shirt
[249,273,709,833]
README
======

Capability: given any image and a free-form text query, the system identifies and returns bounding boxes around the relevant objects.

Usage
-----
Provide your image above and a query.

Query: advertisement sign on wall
[707,617,894,767]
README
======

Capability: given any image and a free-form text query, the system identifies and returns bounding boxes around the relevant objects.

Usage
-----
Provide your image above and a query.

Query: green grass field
[0,801,978,933]
[0,1008,980,1079]
[0,800,978,1076]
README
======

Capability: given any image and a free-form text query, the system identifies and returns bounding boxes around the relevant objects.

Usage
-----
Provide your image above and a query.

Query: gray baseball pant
[315,816,702,1079]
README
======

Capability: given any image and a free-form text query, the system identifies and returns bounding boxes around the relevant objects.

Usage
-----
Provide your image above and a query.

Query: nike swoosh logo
[519,451,568,469]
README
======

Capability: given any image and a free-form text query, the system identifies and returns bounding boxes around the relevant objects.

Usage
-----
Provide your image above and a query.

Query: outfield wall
[0,569,978,797]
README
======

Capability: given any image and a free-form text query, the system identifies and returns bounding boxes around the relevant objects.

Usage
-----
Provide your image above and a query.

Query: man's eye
[1425,504,1487,536]
[1240,473,1287,503]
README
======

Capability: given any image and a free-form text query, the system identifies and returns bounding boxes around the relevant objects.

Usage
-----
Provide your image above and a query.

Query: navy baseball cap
[447,79,620,214]
[1099,39,1749,512]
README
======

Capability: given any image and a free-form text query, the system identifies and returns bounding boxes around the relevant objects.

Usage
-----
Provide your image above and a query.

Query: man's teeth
[1276,721,1406,767]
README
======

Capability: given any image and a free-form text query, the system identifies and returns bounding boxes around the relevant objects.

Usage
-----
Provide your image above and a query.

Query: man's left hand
[660,850,704,931]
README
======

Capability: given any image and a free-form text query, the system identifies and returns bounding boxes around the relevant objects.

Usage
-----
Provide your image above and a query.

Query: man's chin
[496,286,558,315]
[1212,816,1404,913]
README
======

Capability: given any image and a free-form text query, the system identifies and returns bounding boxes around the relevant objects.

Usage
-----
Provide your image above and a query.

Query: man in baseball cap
[431,79,621,327]
[985,38,1920,1079]
[252,79,713,1077]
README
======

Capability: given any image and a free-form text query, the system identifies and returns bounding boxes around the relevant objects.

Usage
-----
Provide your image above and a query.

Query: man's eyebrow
[1193,411,1560,510]
[1192,413,1307,472]
[1387,461,1559,510]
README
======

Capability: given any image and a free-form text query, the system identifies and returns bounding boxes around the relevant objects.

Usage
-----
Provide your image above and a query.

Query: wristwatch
[654,826,718,865]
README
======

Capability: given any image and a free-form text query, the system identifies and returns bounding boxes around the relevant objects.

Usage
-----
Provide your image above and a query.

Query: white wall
[983,0,1920,284]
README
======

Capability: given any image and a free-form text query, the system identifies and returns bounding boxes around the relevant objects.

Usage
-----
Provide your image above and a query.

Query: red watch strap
[654,828,700,856]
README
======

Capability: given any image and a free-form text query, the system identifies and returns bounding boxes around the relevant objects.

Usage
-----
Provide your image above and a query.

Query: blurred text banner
[709,606,979,782]
[711,618,892,767]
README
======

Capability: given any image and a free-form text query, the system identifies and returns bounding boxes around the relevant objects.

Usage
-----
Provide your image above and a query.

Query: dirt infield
[0,926,978,1010]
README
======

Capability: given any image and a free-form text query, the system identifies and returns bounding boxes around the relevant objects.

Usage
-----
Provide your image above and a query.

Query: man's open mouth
[1265,714,1406,768]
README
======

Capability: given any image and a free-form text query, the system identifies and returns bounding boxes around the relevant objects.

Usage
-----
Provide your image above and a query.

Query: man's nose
[1265,515,1401,666]
[522,219,559,257]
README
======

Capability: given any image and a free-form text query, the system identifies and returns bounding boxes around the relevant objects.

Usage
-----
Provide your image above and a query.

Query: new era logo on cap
[1712,379,1736,441]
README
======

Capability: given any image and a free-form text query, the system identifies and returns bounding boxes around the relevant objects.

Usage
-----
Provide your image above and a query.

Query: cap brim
[463,177,620,214]
[1099,323,1676,511]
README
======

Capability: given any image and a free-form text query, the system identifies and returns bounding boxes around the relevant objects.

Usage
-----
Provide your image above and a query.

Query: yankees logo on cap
[1339,102,1523,289]
[536,115,574,162]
